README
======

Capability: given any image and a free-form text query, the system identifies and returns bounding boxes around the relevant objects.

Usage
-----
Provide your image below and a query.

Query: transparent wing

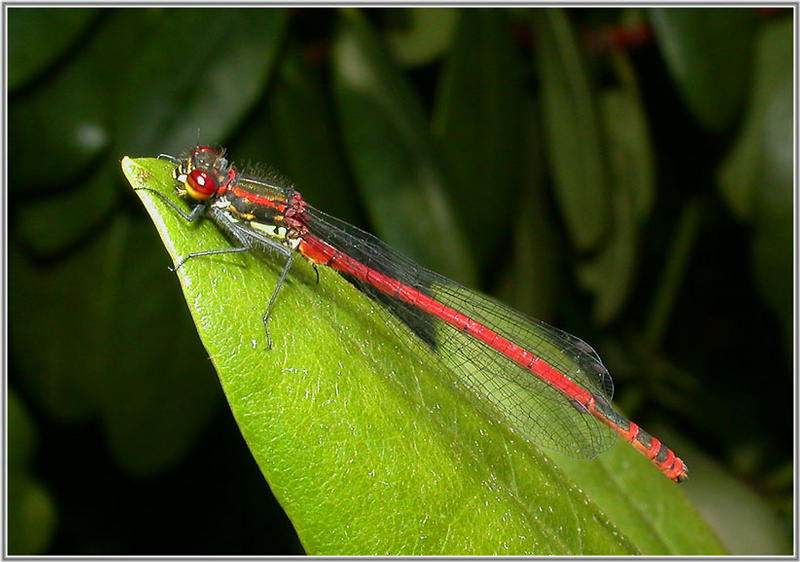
[305,207,617,460]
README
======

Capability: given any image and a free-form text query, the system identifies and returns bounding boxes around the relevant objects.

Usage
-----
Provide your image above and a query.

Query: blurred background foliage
[7,6,793,554]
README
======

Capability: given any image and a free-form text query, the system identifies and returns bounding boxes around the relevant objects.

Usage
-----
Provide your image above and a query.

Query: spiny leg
[170,245,251,272]
[261,250,294,349]
[133,187,205,222]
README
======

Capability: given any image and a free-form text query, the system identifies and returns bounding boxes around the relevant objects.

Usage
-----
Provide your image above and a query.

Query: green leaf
[8,391,36,474]
[15,163,117,257]
[125,155,723,555]
[716,17,792,356]
[576,93,637,325]
[332,9,476,286]
[10,242,99,421]
[384,8,458,67]
[675,433,792,554]
[495,99,561,322]
[265,44,356,222]
[432,9,525,264]
[9,206,220,475]
[8,390,57,554]
[8,478,57,555]
[9,8,117,191]
[578,53,656,325]
[533,8,611,252]
[643,197,704,350]
[98,217,222,476]
[8,7,98,91]
[115,9,288,155]
[650,8,757,132]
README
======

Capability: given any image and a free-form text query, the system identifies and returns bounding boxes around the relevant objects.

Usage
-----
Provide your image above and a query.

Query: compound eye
[190,146,219,168]
[185,169,217,200]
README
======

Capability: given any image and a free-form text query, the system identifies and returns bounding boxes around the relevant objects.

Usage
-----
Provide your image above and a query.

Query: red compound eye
[185,168,217,200]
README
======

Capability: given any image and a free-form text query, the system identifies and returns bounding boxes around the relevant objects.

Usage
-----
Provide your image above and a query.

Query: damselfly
[136,146,688,482]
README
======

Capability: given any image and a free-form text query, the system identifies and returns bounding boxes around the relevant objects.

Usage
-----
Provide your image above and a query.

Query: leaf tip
[121,156,152,190]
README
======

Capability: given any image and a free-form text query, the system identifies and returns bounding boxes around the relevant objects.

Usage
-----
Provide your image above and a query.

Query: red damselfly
[136,145,688,483]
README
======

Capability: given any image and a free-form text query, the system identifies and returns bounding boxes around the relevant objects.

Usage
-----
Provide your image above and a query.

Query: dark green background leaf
[333,9,476,285]
[8,391,57,554]
[8,8,98,91]
[533,9,611,252]
[433,9,525,263]
[650,8,758,132]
